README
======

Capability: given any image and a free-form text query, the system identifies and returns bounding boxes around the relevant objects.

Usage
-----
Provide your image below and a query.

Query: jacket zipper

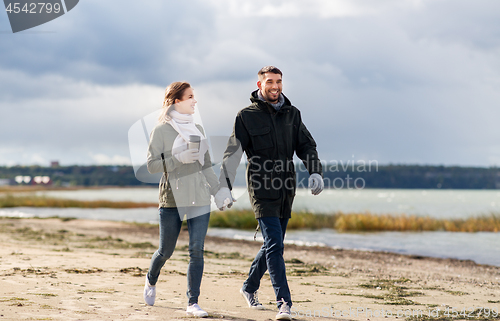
[270,107,286,218]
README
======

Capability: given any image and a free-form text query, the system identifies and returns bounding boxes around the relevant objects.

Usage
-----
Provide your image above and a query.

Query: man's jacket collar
[249,89,292,113]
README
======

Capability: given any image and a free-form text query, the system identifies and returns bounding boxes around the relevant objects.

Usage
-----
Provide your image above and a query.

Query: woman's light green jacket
[147,122,219,208]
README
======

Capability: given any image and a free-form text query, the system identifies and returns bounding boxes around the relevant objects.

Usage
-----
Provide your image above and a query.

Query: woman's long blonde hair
[158,81,192,123]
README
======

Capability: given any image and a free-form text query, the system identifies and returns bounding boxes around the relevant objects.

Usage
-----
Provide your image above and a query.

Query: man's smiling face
[257,72,282,104]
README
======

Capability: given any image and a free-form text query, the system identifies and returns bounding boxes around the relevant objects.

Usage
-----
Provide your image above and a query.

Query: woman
[144,81,219,317]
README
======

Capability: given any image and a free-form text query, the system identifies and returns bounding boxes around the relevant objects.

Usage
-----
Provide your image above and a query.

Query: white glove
[214,187,235,211]
[174,149,200,164]
[308,173,324,195]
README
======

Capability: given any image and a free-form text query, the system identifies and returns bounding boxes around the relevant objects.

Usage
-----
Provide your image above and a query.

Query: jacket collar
[250,89,292,113]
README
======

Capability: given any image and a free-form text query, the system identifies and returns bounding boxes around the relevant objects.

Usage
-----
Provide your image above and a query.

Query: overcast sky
[1,0,500,167]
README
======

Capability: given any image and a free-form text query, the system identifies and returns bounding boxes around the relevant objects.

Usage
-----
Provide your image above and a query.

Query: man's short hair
[258,66,282,80]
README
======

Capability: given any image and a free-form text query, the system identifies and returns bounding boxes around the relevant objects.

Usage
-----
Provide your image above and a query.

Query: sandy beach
[0,217,499,321]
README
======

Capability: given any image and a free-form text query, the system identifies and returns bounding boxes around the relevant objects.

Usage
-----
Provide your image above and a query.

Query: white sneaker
[275,299,291,320]
[186,303,208,317]
[143,276,156,306]
[240,287,265,310]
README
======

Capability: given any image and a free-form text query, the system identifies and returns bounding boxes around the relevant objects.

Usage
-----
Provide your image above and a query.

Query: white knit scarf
[166,110,209,166]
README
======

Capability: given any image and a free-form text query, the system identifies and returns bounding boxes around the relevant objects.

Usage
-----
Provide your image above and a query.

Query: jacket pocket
[248,171,280,201]
[249,127,273,151]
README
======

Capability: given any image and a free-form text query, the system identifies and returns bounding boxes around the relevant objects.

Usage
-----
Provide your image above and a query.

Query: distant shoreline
[2,163,500,189]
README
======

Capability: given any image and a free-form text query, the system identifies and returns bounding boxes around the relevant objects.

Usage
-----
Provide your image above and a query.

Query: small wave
[0,209,35,218]
[284,240,326,247]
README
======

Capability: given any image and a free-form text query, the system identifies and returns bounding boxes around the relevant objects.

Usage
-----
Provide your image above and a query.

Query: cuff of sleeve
[209,183,220,196]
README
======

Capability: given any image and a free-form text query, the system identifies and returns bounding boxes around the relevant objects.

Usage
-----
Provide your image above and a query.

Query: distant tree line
[296,164,500,189]
[0,164,499,189]
[0,165,140,187]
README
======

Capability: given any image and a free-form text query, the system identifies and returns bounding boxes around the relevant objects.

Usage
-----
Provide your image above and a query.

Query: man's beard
[264,91,280,103]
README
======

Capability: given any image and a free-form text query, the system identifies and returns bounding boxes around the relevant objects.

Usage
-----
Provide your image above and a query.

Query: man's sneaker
[240,287,265,310]
[276,299,291,320]
[186,303,208,317]
[143,276,156,306]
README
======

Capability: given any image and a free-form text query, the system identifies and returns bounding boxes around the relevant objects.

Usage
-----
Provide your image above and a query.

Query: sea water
[33,187,500,219]
[1,187,498,266]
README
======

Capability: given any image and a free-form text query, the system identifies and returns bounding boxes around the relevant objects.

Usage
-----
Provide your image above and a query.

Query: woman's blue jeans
[147,206,210,305]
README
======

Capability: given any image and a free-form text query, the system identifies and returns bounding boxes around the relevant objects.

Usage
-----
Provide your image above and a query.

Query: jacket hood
[250,89,292,112]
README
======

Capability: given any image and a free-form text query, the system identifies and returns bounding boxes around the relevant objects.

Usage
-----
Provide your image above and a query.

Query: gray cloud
[1,0,500,166]
[0,1,216,85]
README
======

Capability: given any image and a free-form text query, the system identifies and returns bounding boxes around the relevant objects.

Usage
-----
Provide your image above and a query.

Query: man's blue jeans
[242,216,292,308]
[147,206,210,305]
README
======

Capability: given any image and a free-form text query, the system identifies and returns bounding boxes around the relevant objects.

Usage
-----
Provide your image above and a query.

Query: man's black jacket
[220,90,322,219]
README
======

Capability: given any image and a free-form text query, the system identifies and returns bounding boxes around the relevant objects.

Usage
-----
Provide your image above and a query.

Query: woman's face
[174,87,197,115]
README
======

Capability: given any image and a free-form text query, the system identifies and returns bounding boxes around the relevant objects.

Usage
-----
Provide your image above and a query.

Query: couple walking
[143,66,323,320]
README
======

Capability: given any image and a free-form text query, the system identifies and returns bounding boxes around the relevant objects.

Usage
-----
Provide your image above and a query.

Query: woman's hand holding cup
[174,149,200,164]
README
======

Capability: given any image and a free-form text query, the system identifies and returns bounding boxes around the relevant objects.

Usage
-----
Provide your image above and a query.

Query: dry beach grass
[1,192,499,232]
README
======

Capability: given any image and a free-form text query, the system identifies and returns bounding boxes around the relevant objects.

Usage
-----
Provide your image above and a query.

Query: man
[215,66,323,321]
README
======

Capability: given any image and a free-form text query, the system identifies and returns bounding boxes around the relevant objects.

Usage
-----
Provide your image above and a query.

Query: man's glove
[308,173,324,195]
[174,149,200,164]
[214,187,235,211]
